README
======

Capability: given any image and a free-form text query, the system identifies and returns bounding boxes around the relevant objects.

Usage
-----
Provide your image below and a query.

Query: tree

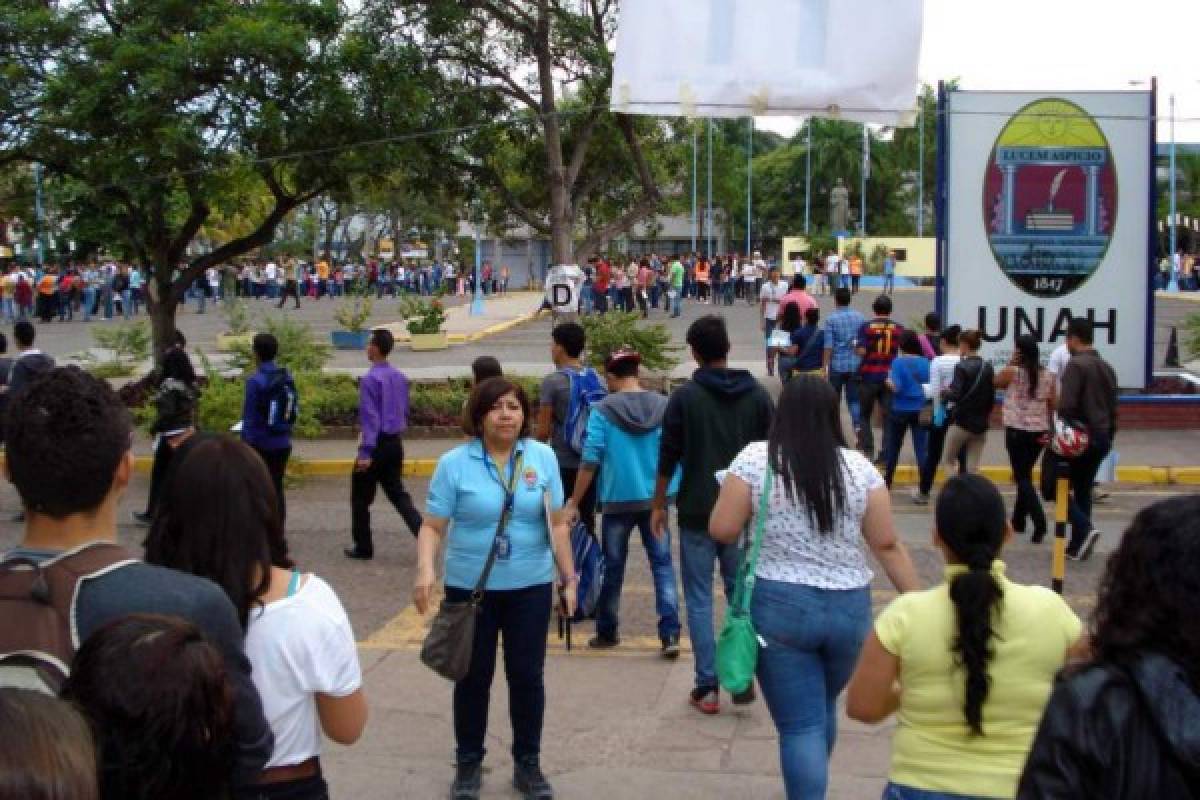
[0,0,436,357]
[388,0,672,266]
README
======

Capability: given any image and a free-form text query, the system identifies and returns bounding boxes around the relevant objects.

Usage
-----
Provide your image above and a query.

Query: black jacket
[944,355,995,435]
[1018,654,1200,799]
[657,367,773,531]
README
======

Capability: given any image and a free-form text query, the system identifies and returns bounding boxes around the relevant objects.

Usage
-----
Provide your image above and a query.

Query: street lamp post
[918,101,925,237]
[1169,92,1179,291]
[805,118,812,236]
[33,162,44,268]
[471,203,485,316]
[707,119,714,255]
[746,117,753,255]
[691,124,698,254]
[861,125,869,236]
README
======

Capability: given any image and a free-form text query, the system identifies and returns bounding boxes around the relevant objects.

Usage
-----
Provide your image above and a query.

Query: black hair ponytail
[936,474,1008,735]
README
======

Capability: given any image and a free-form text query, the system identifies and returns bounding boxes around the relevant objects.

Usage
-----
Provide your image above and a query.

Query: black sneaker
[131,511,153,527]
[450,761,482,800]
[661,635,681,660]
[587,634,619,650]
[513,758,554,800]
[343,547,373,561]
[731,683,756,705]
[1077,530,1102,561]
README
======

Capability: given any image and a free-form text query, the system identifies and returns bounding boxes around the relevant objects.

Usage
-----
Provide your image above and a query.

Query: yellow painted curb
[462,309,546,344]
[1170,467,1200,485]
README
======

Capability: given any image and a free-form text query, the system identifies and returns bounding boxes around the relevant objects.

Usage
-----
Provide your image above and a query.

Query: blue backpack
[264,369,299,435]
[561,367,607,455]
[570,521,604,621]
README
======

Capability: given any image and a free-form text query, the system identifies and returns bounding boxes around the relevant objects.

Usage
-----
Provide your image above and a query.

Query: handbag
[420,454,521,682]
[716,464,774,695]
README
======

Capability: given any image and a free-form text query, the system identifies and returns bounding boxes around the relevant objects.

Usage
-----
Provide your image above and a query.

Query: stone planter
[331,330,371,350]
[216,332,255,352]
[409,332,449,351]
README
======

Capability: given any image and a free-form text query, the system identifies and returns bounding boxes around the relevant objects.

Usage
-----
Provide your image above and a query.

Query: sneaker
[910,490,930,506]
[131,511,153,527]
[513,758,554,800]
[731,683,756,705]
[1093,490,1111,504]
[343,547,373,561]
[689,687,719,715]
[1030,529,1048,545]
[450,761,483,800]
[661,636,681,660]
[587,634,619,650]
[1077,530,1102,561]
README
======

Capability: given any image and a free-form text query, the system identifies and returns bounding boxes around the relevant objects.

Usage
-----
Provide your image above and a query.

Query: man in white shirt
[264,261,278,300]
[759,265,790,377]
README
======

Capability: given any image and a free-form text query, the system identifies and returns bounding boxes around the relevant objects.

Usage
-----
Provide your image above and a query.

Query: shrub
[333,288,373,333]
[227,314,332,374]
[1186,312,1200,360]
[221,297,252,335]
[86,362,136,379]
[91,320,151,365]
[399,294,448,335]
[580,311,680,372]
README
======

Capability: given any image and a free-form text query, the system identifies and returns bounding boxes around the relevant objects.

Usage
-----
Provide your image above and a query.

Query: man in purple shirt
[345,328,424,560]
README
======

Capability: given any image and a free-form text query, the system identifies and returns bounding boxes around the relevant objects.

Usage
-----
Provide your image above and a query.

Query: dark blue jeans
[751,580,871,800]
[596,511,680,642]
[445,582,552,766]
[828,371,862,430]
[883,783,987,800]
[1067,432,1112,550]
[884,410,929,487]
[679,526,740,691]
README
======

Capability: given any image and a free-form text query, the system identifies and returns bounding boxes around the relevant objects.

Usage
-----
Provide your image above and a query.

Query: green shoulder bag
[716,464,773,695]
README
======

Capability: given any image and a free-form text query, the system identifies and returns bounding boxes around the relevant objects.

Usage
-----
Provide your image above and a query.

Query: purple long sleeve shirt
[358,362,410,459]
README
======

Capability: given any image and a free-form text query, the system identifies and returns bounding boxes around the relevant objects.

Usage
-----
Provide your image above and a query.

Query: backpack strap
[33,542,138,648]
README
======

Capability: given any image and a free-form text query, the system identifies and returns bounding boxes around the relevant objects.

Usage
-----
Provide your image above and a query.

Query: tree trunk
[147,265,181,363]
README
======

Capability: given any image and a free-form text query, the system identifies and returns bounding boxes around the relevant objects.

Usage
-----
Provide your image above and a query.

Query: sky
[756,0,1200,143]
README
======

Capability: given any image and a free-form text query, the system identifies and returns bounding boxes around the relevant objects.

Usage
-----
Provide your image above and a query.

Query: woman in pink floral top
[995,334,1056,542]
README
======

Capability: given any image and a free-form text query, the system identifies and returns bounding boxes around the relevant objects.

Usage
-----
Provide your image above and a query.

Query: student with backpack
[344,329,424,560]
[0,367,273,787]
[564,348,682,658]
[537,322,606,539]
[241,333,298,522]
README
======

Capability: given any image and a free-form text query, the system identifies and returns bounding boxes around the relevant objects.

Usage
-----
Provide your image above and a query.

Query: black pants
[350,434,423,555]
[278,280,301,308]
[448,582,552,765]
[920,422,967,495]
[857,381,892,460]
[144,436,178,516]
[253,445,291,522]
[234,772,328,800]
[1005,427,1047,536]
[559,466,597,538]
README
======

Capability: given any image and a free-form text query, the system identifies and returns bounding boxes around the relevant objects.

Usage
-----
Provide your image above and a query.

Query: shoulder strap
[731,465,774,615]
[959,358,987,404]
[470,452,524,602]
[796,326,823,364]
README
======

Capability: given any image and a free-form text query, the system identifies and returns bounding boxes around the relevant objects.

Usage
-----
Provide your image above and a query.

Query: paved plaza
[7,286,1200,797]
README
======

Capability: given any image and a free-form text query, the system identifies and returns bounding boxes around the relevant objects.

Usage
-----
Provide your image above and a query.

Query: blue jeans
[596,511,681,642]
[678,526,740,691]
[828,370,862,430]
[883,783,988,800]
[883,274,895,294]
[670,289,682,317]
[121,288,132,318]
[752,580,871,800]
[1067,432,1112,550]
[884,409,929,487]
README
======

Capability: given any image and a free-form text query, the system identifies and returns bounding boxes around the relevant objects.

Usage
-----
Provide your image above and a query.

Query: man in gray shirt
[536,322,598,537]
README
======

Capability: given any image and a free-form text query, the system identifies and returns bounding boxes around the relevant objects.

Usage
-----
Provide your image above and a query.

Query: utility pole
[33,163,44,268]
[707,118,713,255]
[918,100,926,237]
[746,117,753,255]
[804,118,812,236]
[691,124,698,254]
[1169,92,1178,291]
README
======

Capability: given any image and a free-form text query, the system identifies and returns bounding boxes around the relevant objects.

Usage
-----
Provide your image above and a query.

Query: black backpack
[263,369,299,435]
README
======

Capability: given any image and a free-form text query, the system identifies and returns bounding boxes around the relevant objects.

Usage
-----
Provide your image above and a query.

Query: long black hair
[1092,495,1200,689]
[144,436,293,629]
[1014,334,1040,399]
[778,302,802,333]
[936,474,1007,735]
[768,375,847,533]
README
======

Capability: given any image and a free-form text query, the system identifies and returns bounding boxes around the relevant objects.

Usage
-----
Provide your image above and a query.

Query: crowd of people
[0,285,1184,800]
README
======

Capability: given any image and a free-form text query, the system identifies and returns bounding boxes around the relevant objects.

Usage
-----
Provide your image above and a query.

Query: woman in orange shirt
[37,269,58,323]
[695,259,711,304]
[849,256,863,294]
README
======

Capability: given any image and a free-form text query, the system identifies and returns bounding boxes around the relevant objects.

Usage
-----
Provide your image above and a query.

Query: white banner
[610,0,924,124]
[943,90,1153,388]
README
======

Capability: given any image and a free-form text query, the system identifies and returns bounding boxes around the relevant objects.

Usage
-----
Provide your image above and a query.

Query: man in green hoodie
[566,348,681,658]
[652,316,773,715]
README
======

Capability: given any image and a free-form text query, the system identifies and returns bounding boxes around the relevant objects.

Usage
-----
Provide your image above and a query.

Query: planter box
[409,332,449,351]
[331,330,371,350]
[216,332,255,352]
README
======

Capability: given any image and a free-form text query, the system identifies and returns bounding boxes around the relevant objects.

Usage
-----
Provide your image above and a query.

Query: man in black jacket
[652,315,773,715]
[0,367,273,785]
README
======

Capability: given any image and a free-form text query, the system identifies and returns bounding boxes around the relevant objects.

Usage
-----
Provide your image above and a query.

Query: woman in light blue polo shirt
[413,376,575,800]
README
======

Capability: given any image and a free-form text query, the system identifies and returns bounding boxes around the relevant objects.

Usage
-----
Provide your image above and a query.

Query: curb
[460,308,546,343]
[123,457,1200,484]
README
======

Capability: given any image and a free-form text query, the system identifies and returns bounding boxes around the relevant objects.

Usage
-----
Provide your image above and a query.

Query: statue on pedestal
[830,178,850,233]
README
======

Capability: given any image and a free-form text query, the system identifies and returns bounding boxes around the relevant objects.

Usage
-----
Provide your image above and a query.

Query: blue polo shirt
[427,438,563,591]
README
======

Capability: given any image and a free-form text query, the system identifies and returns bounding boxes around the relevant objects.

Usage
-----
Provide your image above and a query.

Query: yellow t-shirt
[875,562,1081,799]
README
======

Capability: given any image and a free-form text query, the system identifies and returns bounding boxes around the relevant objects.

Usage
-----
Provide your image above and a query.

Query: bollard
[1166,326,1181,368]
[1052,460,1070,594]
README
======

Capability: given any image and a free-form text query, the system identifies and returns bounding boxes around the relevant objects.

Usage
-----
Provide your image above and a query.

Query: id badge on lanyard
[491,451,523,561]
